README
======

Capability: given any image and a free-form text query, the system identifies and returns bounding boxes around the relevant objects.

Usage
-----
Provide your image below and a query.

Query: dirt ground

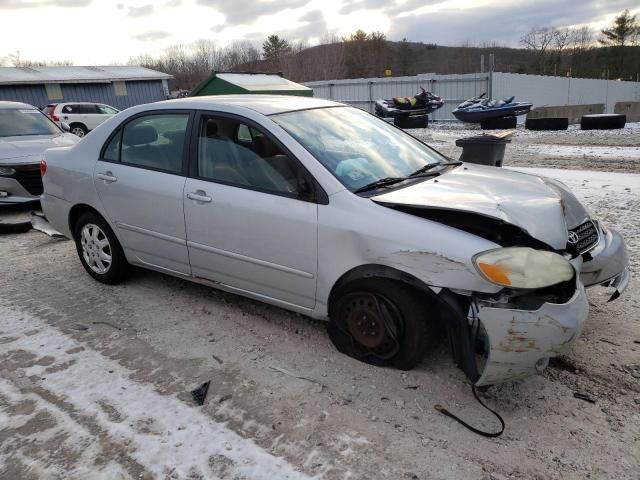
[1,124,638,480]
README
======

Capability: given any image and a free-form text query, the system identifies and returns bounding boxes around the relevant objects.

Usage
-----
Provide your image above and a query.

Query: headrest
[253,134,279,157]
[124,125,157,146]
[205,120,218,137]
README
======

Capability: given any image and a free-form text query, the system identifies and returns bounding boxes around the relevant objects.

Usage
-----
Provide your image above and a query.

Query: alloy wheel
[80,223,112,274]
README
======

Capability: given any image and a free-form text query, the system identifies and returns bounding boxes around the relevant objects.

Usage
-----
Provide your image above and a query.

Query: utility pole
[488,53,495,100]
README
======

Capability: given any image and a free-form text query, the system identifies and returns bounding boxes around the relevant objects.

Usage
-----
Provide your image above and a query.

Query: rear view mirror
[61,122,71,132]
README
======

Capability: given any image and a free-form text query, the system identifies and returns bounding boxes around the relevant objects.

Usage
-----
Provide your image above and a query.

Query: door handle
[187,191,212,203]
[96,171,117,183]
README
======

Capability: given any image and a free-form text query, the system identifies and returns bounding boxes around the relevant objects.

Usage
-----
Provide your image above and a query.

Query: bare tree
[520,27,556,74]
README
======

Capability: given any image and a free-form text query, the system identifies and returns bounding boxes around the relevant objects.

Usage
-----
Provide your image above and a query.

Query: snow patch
[0,305,312,480]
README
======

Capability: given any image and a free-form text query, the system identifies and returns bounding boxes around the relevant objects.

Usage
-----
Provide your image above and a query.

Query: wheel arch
[327,264,441,315]
[68,203,105,237]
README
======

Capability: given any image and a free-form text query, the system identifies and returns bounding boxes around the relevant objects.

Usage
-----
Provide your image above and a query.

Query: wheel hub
[340,292,402,358]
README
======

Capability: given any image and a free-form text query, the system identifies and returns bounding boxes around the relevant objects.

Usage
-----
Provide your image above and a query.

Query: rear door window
[104,113,189,174]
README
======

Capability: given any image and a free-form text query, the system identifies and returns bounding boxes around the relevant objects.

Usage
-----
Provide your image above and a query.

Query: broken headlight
[473,247,574,289]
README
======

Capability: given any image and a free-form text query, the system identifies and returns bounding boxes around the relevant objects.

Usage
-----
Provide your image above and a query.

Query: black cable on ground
[434,385,505,437]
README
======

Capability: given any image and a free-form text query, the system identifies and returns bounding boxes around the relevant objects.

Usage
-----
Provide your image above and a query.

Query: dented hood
[372,163,589,250]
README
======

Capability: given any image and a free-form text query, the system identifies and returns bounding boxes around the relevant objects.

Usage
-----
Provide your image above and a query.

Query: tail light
[49,105,59,122]
[40,159,47,176]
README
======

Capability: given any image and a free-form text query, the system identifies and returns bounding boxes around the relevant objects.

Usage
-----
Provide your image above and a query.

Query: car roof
[0,100,37,110]
[55,102,103,105]
[149,94,343,116]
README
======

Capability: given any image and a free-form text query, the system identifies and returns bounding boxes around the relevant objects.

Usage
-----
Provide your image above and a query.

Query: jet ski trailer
[452,93,532,123]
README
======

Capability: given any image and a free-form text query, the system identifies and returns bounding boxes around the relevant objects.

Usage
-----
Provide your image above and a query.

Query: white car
[44,102,119,137]
[40,95,629,386]
[0,101,78,204]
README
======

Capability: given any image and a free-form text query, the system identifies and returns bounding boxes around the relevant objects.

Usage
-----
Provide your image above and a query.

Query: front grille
[568,220,599,254]
[13,165,43,196]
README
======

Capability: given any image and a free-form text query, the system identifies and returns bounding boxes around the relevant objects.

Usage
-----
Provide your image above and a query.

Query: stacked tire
[480,116,517,130]
[581,114,626,130]
[394,115,428,129]
[525,117,569,131]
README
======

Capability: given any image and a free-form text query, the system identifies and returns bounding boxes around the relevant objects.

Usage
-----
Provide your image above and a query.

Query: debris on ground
[191,381,211,406]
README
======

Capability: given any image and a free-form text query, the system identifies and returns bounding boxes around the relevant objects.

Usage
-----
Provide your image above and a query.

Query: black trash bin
[455,134,509,167]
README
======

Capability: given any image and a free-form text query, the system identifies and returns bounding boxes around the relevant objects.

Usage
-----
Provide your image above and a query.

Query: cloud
[125,4,153,17]
[197,0,308,24]
[0,0,90,8]
[387,0,640,45]
[131,31,173,41]
[280,10,328,40]
[339,0,392,15]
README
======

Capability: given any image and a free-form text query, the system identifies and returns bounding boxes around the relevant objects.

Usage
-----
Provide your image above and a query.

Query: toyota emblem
[568,231,580,244]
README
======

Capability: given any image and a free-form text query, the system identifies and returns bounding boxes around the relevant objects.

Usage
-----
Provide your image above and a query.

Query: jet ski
[452,93,532,123]
[375,88,444,118]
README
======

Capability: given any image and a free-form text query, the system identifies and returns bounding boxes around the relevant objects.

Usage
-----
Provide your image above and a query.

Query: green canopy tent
[190,72,313,97]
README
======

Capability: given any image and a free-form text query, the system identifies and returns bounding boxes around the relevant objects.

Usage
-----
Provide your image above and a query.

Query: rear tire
[73,212,130,284]
[327,278,433,370]
[70,123,88,137]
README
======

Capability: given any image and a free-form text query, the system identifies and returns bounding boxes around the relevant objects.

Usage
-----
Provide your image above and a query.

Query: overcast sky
[0,0,638,65]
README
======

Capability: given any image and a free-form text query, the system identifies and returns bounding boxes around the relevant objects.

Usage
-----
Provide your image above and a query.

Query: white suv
[45,102,119,137]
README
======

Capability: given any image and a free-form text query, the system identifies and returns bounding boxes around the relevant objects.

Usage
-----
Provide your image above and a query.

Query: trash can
[455,135,509,167]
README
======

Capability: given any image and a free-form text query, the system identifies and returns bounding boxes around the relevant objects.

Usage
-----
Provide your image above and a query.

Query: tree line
[2,9,638,86]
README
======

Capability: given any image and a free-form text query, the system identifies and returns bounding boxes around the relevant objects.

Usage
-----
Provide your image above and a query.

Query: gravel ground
[0,126,638,480]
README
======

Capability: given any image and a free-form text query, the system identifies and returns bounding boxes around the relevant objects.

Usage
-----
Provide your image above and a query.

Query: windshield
[271,106,445,191]
[0,108,61,137]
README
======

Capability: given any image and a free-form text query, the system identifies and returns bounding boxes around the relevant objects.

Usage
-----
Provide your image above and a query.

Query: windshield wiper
[409,161,462,177]
[353,177,407,194]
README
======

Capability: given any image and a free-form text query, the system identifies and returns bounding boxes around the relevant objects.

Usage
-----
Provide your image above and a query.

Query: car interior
[197,117,300,195]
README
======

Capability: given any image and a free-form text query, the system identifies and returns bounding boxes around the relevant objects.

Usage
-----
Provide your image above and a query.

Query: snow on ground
[0,305,311,480]
[523,145,640,160]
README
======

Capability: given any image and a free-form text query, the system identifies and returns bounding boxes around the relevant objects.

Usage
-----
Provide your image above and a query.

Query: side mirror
[61,122,71,132]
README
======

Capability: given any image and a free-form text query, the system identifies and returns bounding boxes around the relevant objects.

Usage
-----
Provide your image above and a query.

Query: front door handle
[187,191,212,203]
[96,171,117,183]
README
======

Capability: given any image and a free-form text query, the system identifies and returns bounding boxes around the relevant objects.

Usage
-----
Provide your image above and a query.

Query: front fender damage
[438,278,589,386]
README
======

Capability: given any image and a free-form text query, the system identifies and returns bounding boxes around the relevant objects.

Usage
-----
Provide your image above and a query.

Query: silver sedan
[40,95,629,386]
[0,101,78,204]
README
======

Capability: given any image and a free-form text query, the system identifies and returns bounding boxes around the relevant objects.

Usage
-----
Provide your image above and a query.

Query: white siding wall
[492,73,640,113]
[305,73,640,119]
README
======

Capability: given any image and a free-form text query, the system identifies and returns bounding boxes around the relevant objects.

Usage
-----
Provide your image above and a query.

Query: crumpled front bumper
[580,226,630,300]
[473,281,589,386]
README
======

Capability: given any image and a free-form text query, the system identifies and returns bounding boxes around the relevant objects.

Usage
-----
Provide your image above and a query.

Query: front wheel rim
[72,128,85,137]
[338,292,403,359]
[80,223,112,274]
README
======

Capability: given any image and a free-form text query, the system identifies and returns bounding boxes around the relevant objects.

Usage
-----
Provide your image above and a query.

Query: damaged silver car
[40,96,629,386]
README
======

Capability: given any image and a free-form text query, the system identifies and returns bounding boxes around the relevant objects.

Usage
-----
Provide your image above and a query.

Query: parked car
[44,102,119,137]
[40,95,629,386]
[0,101,79,204]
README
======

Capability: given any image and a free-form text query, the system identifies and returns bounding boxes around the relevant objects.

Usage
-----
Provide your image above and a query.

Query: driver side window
[196,116,312,199]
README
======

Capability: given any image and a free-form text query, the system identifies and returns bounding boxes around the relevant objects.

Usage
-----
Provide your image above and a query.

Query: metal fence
[305,72,640,120]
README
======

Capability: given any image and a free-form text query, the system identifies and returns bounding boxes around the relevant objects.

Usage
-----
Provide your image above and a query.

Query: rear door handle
[96,172,117,183]
[186,191,212,203]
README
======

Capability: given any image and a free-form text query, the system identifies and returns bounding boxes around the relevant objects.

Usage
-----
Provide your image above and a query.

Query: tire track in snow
[0,305,313,480]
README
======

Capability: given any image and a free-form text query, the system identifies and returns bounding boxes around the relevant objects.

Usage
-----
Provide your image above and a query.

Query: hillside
[266,41,640,82]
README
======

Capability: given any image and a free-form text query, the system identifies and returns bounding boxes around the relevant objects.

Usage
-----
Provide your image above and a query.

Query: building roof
[146,94,341,116]
[190,72,312,97]
[0,66,172,85]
